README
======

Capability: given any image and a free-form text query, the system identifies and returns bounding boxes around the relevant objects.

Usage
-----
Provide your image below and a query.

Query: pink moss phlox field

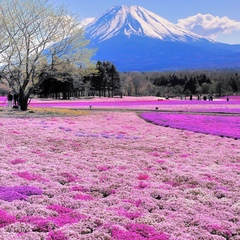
[0,110,239,239]
[140,112,240,139]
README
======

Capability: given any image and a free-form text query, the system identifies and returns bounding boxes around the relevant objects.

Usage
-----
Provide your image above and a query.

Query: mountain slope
[84,5,240,71]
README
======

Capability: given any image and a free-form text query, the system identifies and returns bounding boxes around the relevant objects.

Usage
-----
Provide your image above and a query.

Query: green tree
[92,61,120,97]
[229,73,239,93]
[201,83,211,94]
[0,0,93,110]
[107,63,120,97]
[215,81,224,96]
[184,77,197,94]
[37,57,90,99]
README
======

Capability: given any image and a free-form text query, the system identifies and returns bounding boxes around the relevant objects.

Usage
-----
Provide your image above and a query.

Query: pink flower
[111,223,169,240]
[74,193,94,201]
[207,224,232,239]
[71,186,86,192]
[136,181,148,189]
[47,205,73,214]
[116,208,142,220]
[150,152,160,157]
[97,165,110,171]
[137,173,149,180]
[47,230,68,240]
[20,216,55,232]
[10,158,26,164]
[0,209,16,228]
[61,172,78,182]
[14,171,47,182]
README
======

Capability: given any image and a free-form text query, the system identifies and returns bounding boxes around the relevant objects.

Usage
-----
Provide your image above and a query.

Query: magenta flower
[47,205,73,214]
[136,181,148,189]
[116,208,142,220]
[10,158,26,164]
[61,172,78,182]
[50,212,86,227]
[47,230,68,240]
[97,165,110,171]
[74,193,94,201]
[71,186,86,192]
[0,209,16,228]
[207,224,232,239]
[47,205,86,227]
[20,216,55,232]
[111,223,169,240]
[14,171,47,182]
[137,173,149,180]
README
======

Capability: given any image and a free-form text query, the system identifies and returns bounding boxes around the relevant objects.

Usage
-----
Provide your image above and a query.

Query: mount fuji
[84,5,240,71]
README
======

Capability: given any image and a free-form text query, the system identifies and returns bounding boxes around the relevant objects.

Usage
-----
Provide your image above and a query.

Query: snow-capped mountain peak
[85,5,206,42]
[82,5,240,71]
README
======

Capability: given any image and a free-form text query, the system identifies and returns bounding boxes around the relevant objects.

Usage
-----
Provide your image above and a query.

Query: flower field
[0,97,239,239]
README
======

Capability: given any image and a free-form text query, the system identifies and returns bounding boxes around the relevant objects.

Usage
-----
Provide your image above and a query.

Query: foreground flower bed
[140,112,240,139]
[0,110,239,239]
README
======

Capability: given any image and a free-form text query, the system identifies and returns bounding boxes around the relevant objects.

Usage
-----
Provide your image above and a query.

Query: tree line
[37,60,121,99]
[2,61,240,102]
[119,70,240,97]
[36,67,240,100]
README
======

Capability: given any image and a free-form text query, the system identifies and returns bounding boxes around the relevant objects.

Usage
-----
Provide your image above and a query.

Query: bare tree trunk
[18,93,29,111]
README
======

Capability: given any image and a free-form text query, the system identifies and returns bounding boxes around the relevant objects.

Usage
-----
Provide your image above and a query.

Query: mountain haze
[84,5,240,71]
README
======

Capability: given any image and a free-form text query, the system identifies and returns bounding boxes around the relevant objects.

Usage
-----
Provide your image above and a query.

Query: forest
[120,69,240,98]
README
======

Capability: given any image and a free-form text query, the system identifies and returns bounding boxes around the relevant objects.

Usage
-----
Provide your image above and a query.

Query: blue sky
[49,0,240,44]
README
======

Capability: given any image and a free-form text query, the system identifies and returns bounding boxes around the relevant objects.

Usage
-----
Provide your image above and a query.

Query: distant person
[227,97,229,101]
[13,93,19,106]
[7,92,13,107]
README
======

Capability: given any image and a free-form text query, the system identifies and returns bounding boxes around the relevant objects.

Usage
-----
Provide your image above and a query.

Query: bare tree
[0,0,94,110]
[131,73,145,96]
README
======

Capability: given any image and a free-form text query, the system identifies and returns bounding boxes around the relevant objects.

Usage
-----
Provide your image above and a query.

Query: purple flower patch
[141,112,240,139]
[0,186,42,202]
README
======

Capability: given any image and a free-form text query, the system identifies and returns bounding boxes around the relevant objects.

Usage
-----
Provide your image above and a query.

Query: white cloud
[177,14,240,41]
[79,18,95,28]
